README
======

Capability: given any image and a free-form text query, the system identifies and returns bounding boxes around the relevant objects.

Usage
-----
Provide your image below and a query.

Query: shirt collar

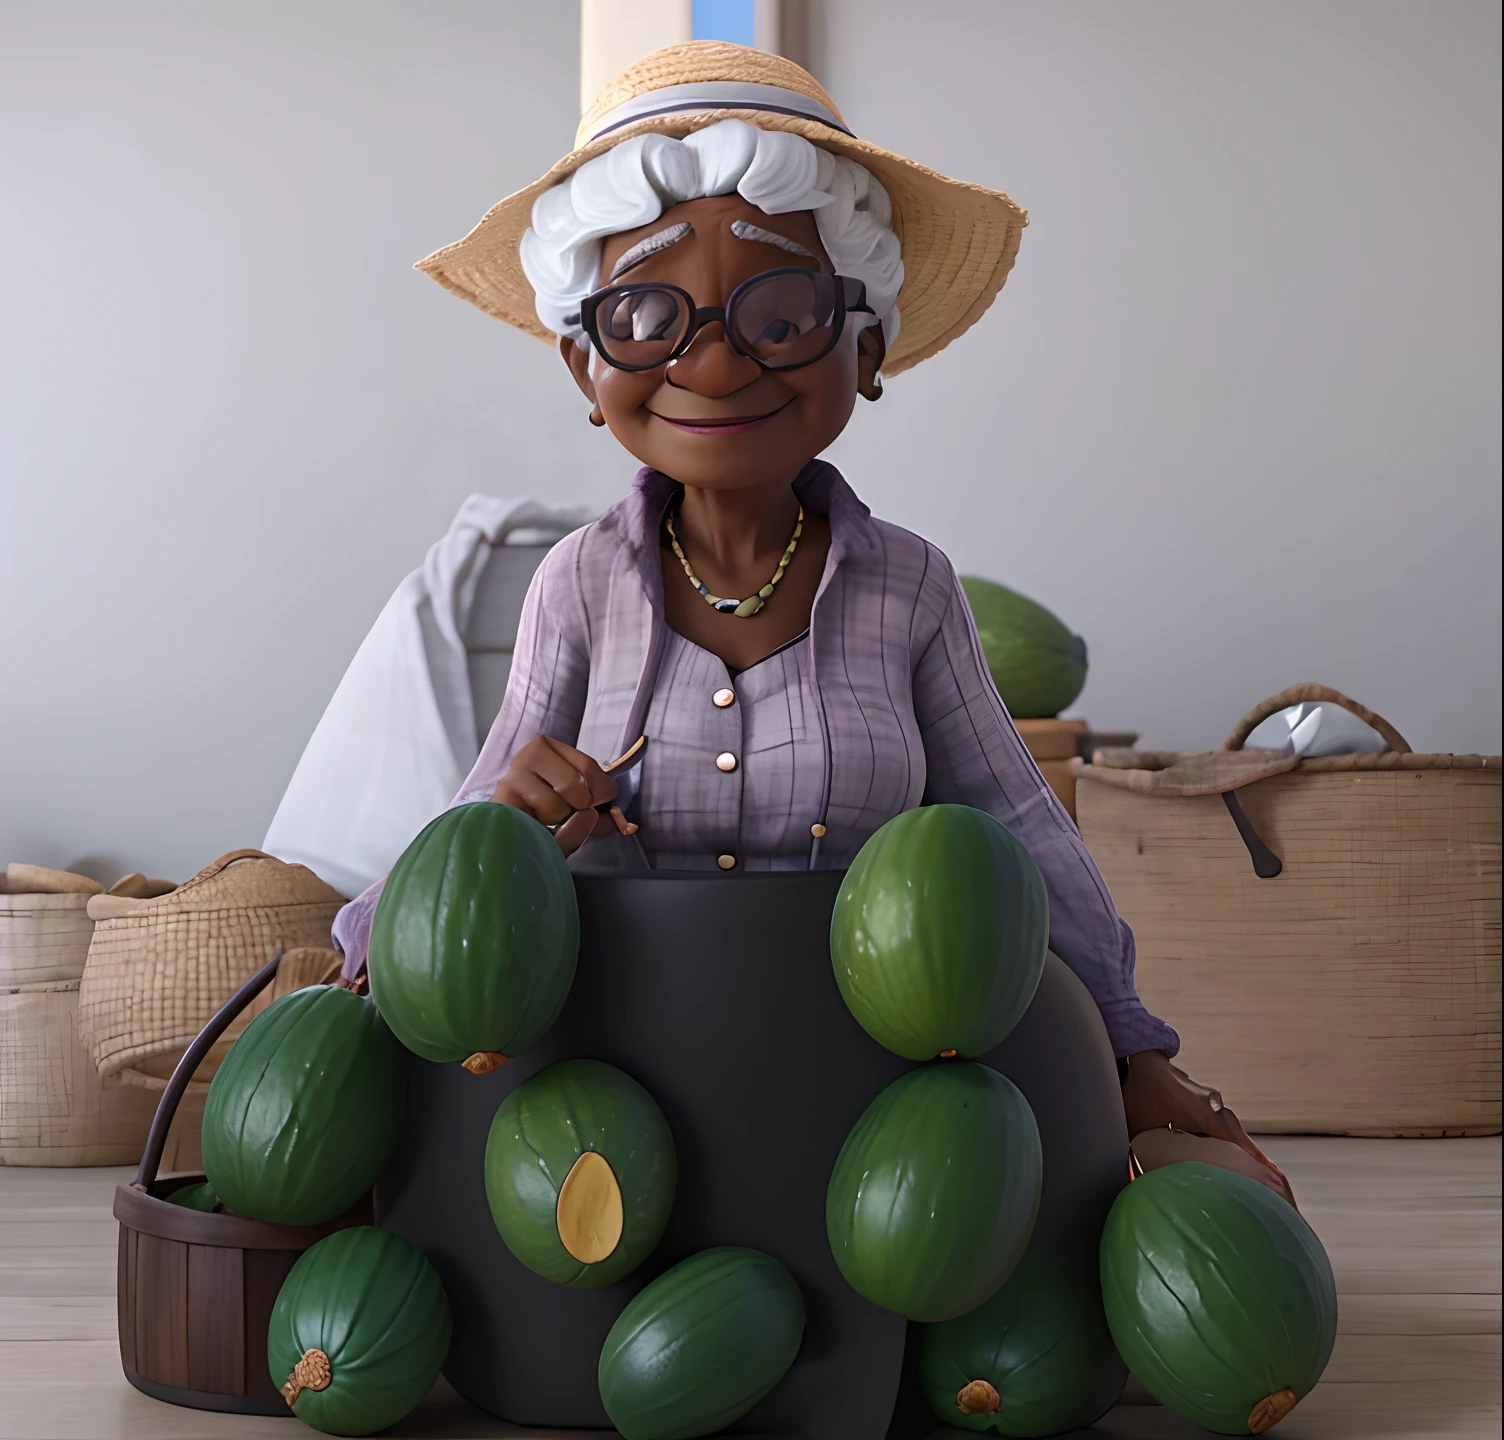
[627,459,880,567]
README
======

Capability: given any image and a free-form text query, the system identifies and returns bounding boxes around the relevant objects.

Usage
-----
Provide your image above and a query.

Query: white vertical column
[580,0,810,113]
[580,0,694,115]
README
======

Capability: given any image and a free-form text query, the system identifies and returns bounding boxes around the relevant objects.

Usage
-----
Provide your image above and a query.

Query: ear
[855,324,887,402]
[559,335,597,403]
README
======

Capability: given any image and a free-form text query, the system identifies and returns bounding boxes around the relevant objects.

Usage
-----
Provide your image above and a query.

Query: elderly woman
[333,44,1286,1198]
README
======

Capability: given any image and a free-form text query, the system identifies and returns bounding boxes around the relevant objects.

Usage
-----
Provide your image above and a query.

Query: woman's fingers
[527,741,604,813]
[488,736,633,855]
[537,736,619,810]
[1203,1105,1298,1207]
[553,806,599,856]
[500,770,576,827]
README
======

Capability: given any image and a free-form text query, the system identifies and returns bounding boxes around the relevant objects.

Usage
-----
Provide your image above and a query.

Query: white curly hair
[520,119,903,353]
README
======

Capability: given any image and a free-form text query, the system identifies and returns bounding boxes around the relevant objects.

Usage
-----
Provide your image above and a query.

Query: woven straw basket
[1077,685,1501,1137]
[0,891,95,987]
[0,978,212,1167]
[76,850,346,1094]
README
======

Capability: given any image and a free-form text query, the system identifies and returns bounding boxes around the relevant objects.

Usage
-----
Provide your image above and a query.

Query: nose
[665,322,761,398]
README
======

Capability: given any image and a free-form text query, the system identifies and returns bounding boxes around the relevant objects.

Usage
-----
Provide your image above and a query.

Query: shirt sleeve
[909,555,1179,1060]
[332,539,593,978]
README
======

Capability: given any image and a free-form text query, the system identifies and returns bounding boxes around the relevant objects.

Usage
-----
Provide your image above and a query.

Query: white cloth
[1244,701,1388,759]
[263,495,593,899]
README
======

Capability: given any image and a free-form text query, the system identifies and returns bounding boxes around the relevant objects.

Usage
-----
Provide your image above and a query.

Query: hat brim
[415,111,1027,377]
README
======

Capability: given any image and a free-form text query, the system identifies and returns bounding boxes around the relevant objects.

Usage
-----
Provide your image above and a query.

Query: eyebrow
[729,219,817,259]
[608,221,692,282]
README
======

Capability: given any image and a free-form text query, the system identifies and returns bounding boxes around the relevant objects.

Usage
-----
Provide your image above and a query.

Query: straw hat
[416,42,1027,376]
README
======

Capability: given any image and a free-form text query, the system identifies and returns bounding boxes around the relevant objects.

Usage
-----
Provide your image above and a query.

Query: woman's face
[561,194,884,491]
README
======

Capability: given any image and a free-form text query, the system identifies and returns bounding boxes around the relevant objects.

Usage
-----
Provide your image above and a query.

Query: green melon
[368,802,579,1069]
[598,1247,804,1440]
[960,577,1087,720]
[267,1225,451,1437]
[831,805,1048,1060]
[201,985,405,1226]
[484,1057,676,1288]
[920,1237,1123,1435]
[163,1181,220,1213]
[826,1062,1041,1322]
[1100,1162,1337,1435]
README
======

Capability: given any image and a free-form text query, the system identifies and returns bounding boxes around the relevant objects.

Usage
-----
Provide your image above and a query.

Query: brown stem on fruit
[956,1379,1000,1416]
[939,1049,958,1059]
[280,1347,332,1407]
[1248,1388,1299,1433]
[462,1051,507,1075]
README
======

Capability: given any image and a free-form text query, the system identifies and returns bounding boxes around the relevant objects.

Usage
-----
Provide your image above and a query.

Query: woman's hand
[490,735,635,856]
[1122,1049,1296,1206]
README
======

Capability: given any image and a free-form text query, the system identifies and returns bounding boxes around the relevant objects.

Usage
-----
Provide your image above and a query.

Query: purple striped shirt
[333,461,1178,1059]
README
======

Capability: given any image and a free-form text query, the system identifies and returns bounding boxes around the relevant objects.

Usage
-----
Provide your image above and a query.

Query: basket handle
[1224,684,1411,754]
[131,952,283,1192]
[171,847,276,897]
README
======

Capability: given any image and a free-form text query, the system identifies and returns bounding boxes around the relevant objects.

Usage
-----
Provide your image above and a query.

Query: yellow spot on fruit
[556,1151,624,1265]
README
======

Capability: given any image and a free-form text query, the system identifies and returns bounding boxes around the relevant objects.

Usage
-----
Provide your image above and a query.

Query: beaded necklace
[665,503,803,618]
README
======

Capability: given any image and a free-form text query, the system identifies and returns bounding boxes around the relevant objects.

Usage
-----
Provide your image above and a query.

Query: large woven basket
[1077,685,1501,1137]
[0,978,209,1167]
[76,850,345,1093]
[0,891,95,986]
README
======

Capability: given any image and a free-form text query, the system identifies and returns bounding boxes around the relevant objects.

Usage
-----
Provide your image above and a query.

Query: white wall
[2,1,1499,885]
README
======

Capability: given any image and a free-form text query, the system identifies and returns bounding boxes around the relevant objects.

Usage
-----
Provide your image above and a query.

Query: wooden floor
[1,1137,1498,1440]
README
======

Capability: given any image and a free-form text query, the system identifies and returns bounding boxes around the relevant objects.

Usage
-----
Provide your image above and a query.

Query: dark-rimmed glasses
[578,267,875,373]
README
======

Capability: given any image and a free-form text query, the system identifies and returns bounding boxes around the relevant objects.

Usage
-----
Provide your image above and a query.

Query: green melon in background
[831,805,1048,1060]
[484,1057,676,1288]
[961,577,1087,719]
[920,1236,1123,1435]
[598,1246,805,1440]
[267,1225,451,1437]
[1100,1162,1337,1435]
[826,1062,1042,1322]
[368,802,579,1069]
[201,985,405,1226]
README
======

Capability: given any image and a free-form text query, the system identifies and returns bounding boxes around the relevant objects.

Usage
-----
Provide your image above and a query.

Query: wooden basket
[78,848,345,1091]
[1015,718,1088,819]
[115,955,371,1416]
[1077,685,1501,1137]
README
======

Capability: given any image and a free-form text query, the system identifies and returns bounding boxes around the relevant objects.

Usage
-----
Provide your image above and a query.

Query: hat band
[583,80,854,146]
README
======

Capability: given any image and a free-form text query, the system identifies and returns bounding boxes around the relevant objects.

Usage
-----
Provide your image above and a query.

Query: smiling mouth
[646,399,793,435]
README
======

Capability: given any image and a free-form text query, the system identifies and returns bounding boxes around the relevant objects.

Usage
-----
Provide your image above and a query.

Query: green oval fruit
[368,802,579,1066]
[267,1225,451,1437]
[164,1181,220,1213]
[831,805,1048,1060]
[1100,1162,1337,1435]
[598,1247,804,1440]
[920,1237,1122,1435]
[960,577,1087,720]
[826,1063,1041,1322]
[484,1057,676,1288]
[202,985,405,1226]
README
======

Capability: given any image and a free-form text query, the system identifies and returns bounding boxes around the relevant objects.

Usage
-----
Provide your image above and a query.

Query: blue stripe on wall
[692,0,756,48]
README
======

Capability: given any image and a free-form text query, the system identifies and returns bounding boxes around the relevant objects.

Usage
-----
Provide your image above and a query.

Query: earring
[588,404,606,428]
